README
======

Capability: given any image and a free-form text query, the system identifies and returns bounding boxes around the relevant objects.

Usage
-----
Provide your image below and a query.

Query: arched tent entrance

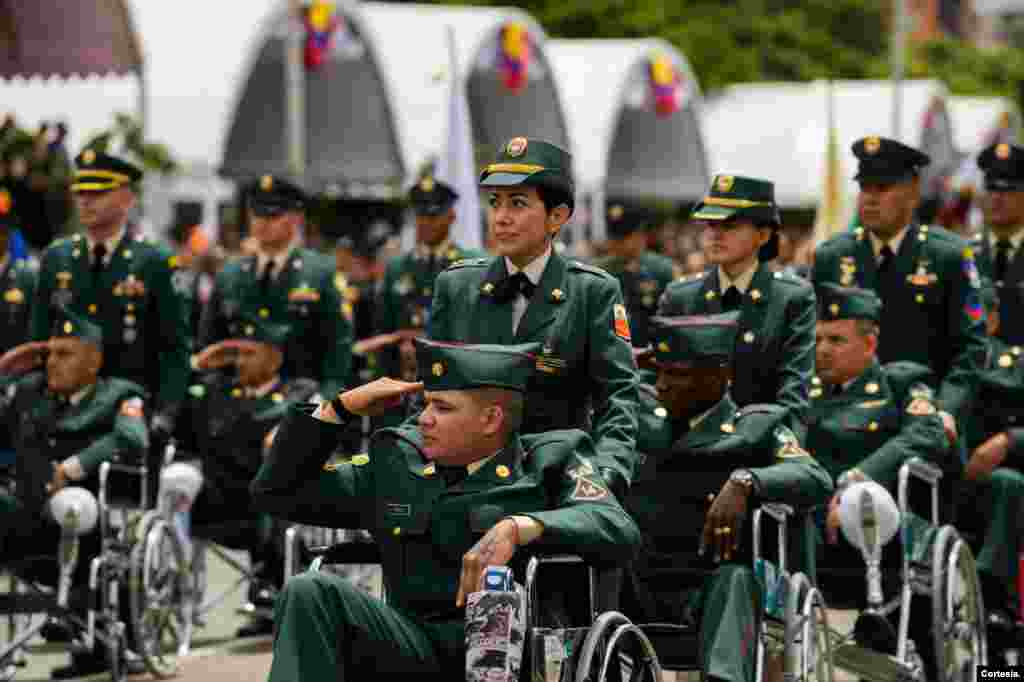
[221,2,404,197]
[547,39,709,239]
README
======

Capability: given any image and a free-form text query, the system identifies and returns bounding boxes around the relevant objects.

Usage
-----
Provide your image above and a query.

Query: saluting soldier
[805,283,950,677]
[812,136,988,443]
[181,315,320,637]
[656,175,817,436]
[0,308,148,679]
[251,338,640,681]
[627,312,831,682]
[30,150,190,439]
[375,175,482,379]
[594,200,681,349]
[427,137,639,497]
[971,142,1024,345]
[199,175,353,398]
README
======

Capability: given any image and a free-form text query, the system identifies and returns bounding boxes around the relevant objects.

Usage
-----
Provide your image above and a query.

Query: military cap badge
[864,136,881,154]
[420,176,435,192]
[997,143,1011,160]
[609,204,624,220]
[716,175,734,192]
[506,137,528,157]
[432,362,445,377]
[82,149,96,165]
[260,175,273,191]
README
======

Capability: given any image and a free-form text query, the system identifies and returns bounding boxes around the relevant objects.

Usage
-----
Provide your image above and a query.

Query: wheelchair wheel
[784,572,834,682]
[574,611,661,682]
[931,527,986,681]
[129,518,188,678]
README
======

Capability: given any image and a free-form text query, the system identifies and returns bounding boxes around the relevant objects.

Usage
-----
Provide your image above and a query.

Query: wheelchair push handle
[897,457,942,525]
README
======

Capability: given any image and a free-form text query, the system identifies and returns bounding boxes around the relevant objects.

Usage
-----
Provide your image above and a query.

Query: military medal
[907,261,937,286]
[839,257,857,286]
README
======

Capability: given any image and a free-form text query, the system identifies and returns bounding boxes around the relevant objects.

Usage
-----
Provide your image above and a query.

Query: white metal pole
[285,0,306,184]
[892,0,907,140]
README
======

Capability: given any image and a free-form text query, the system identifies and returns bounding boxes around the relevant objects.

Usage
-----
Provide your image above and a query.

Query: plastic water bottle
[466,566,524,682]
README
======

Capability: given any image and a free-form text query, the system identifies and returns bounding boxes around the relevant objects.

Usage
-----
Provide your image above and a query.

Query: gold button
[750,289,762,301]
[496,465,510,478]
[423,463,435,476]
[810,388,823,398]
[743,331,755,343]
[915,294,924,303]
[231,388,243,398]
[72,249,81,258]
[866,382,879,395]
[126,303,135,312]
[654,407,668,418]
[721,423,735,433]
[87,304,97,314]
[272,392,284,403]
[482,283,495,294]
[868,421,878,432]
[123,249,132,258]
[918,234,926,242]
[999,354,1013,368]
[1013,346,1022,356]
[705,290,716,301]
[259,308,269,318]
[393,527,401,536]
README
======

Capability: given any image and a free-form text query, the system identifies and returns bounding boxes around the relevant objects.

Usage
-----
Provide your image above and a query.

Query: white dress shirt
[505,245,552,334]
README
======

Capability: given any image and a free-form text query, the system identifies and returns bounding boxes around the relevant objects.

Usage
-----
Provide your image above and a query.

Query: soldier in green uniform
[199,175,352,398]
[812,136,988,445]
[595,200,681,349]
[0,308,148,678]
[29,149,191,441]
[250,338,640,681]
[626,312,831,682]
[177,315,319,637]
[970,142,1024,346]
[427,137,639,496]
[655,175,817,436]
[375,175,482,378]
[959,281,1024,650]
[805,283,950,673]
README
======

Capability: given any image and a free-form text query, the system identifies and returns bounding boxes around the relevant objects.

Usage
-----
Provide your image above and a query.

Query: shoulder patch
[735,403,786,418]
[570,476,608,501]
[568,260,613,278]
[772,425,810,459]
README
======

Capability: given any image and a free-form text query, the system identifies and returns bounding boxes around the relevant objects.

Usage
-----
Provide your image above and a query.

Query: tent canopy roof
[546,38,709,201]
[702,79,956,208]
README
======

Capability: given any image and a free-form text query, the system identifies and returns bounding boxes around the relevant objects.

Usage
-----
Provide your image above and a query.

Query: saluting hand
[193,339,260,370]
[333,378,424,417]
[456,519,519,607]
[701,481,749,562]
[965,431,1010,481]
[0,341,49,375]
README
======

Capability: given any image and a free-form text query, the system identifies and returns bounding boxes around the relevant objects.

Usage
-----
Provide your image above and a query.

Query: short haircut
[534,185,572,214]
[853,319,880,338]
[475,387,525,434]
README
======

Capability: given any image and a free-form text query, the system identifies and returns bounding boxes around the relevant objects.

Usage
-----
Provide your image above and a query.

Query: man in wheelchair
[251,338,640,681]
[175,315,320,636]
[0,308,148,678]
[961,280,1024,656]
[805,283,952,672]
[626,312,832,681]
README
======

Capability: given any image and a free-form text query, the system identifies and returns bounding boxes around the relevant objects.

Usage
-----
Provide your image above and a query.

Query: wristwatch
[729,469,758,494]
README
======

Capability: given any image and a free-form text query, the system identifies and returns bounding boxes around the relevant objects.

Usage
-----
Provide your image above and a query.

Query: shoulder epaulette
[734,403,786,419]
[672,271,708,286]
[522,428,586,455]
[568,260,613,279]
[446,257,490,270]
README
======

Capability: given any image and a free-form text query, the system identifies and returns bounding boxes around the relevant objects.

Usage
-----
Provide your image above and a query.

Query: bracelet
[330,393,354,422]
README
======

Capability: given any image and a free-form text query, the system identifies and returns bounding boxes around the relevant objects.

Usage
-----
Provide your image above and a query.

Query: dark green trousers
[269,571,463,681]
[975,468,1024,594]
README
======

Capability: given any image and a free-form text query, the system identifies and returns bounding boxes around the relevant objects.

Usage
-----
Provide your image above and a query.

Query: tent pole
[285,0,306,185]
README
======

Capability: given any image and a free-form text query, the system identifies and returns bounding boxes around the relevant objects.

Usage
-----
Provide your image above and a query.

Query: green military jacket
[375,241,482,378]
[656,264,816,434]
[630,390,832,574]
[252,405,641,620]
[969,229,1024,346]
[813,224,987,426]
[594,251,679,349]
[199,248,353,398]
[30,231,191,412]
[965,337,1024,464]
[427,252,640,485]
[804,361,949,488]
[3,372,147,513]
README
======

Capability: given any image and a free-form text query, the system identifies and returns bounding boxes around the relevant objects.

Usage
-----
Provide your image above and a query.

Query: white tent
[947,95,1020,154]
[546,38,709,237]
[221,1,570,200]
[702,79,958,210]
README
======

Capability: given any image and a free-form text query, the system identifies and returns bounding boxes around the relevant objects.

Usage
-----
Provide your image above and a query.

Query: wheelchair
[0,452,154,682]
[293,502,831,682]
[817,458,987,682]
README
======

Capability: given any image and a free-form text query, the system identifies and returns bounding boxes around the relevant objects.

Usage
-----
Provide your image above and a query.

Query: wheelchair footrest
[832,642,919,682]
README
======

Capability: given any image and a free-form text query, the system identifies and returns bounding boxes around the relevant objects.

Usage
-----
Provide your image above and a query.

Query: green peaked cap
[415,338,540,393]
[649,311,740,367]
[816,283,882,323]
[52,307,103,347]
[690,174,781,260]
[479,137,574,209]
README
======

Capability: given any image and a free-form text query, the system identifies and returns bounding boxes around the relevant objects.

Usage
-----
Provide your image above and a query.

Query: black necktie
[721,286,743,312]
[439,465,467,487]
[877,245,895,276]
[92,243,107,277]
[996,239,1012,283]
[259,262,275,296]
[495,272,536,303]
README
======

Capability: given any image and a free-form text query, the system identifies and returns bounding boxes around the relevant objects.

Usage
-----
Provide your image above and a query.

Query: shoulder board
[771,270,811,287]
[673,271,708,286]
[446,257,490,270]
[568,260,613,278]
[881,360,935,386]
[734,403,786,419]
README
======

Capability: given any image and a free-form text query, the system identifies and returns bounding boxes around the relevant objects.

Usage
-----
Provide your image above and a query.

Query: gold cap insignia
[654,406,668,418]
[716,175,734,193]
[866,382,880,395]
[496,464,510,478]
[431,362,444,377]
[609,204,624,220]
[658,341,670,352]
[506,137,528,157]
[245,324,255,335]
[63,321,73,334]
[864,136,881,154]
[419,176,435,192]
[829,303,840,316]
[82,149,96,165]
[260,175,273,191]
[997,143,1011,160]
[999,354,1013,368]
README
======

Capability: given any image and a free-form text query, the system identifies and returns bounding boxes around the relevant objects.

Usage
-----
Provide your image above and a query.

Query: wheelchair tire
[128,518,188,678]
[931,526,987,682]
[783,572,834,682]
[574,611,661,682]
